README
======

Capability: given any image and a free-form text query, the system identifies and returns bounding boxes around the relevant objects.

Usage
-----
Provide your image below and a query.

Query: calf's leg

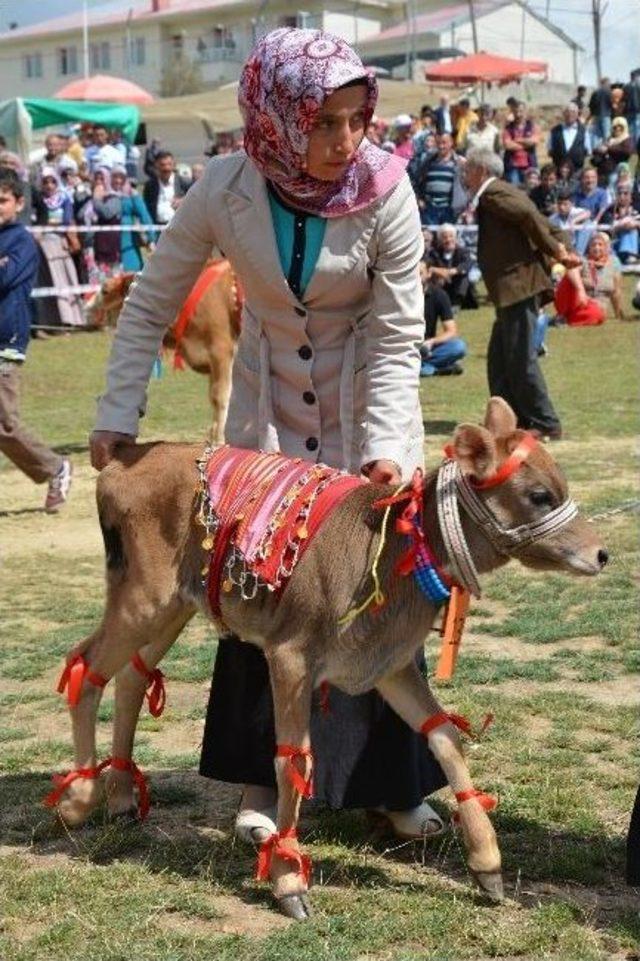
[376,661,503,901]
[265,645,314,920]
[106,605,196,818]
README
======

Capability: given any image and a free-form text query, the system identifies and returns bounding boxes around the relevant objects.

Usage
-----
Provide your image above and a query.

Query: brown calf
[87,262,241,443]
[48,398,607,919]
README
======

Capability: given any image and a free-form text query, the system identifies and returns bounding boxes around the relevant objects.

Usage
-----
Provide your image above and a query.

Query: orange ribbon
[56,655,107,708]
[43,759,110,808]
[373,469,426,577]
[108,756,151,820]
[255,827,312,886]
[453,788,498,822]
[131,653,167,718]
[276,745,314,798]
[421,711,494,740]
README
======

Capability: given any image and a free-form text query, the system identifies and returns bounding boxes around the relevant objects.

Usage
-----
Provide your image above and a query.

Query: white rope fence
[27,223,168,233]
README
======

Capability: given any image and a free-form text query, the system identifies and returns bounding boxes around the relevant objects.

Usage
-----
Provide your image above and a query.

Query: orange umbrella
[424,51,547,85]
[54,74,154,105]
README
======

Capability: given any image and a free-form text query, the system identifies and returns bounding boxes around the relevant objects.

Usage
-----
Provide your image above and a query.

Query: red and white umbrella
[54,74,154,105]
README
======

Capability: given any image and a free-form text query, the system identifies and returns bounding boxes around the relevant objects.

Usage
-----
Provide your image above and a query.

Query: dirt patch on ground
[481,675,639,707]
[157,894,290,938]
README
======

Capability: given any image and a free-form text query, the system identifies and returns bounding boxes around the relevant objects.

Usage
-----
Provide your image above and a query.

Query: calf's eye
[529,489,552,507]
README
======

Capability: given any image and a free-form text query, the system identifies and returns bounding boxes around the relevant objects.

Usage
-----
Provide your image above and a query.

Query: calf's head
[451,398,608,576]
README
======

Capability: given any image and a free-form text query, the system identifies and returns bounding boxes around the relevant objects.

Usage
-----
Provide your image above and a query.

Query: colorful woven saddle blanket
[202,446,364,620]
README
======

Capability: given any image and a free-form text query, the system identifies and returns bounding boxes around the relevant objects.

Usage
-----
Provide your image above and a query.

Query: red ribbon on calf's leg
[256,827,312,886]
[276,744,314,798]
[56,655,107,708]
[131,652,167,717]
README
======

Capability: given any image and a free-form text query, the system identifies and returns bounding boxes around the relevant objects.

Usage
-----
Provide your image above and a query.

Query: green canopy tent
[0,98,139,157]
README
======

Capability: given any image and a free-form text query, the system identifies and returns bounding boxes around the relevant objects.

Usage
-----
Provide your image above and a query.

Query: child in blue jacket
[0,167,72,511]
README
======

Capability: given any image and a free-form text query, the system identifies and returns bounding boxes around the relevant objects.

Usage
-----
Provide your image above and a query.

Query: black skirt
[199,635,447,810]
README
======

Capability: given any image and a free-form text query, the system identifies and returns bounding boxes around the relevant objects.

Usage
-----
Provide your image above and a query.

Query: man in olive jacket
[464,148,581,438]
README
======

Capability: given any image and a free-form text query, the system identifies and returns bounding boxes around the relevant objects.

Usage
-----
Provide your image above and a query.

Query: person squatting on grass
[89,29,450,844]
[0,167,72,512]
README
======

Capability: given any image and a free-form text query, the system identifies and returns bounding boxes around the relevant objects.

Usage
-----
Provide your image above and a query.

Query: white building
[0,0,582,100]
[0,0,390,100]
[357,1,582,86]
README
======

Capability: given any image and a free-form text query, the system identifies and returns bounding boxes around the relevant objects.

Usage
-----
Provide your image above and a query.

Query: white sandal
[369,800,446,840]
[235,806,277,845]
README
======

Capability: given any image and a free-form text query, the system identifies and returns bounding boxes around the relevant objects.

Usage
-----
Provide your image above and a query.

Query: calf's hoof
[107,806,140,825]
[470,868,504,902]
[276,892,312,921]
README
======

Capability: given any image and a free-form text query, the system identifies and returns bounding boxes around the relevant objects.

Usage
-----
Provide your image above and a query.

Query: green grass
[0,282,638,960]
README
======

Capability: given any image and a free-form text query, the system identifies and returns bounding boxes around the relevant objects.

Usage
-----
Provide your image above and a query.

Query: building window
[171,34,184,53]
[23,52,43,79]
[57,46,78,75]
[130,36,146,66]
[278,12,312,29]
[90,41,110,70]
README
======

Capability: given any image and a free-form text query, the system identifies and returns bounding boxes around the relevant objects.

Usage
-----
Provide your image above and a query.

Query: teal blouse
[267,186,327,299]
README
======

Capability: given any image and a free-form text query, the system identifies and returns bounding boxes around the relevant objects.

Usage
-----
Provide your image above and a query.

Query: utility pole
[591,0,608,82]
[82,0,89,78]
[468,0,479,54]
[125,7,133,71]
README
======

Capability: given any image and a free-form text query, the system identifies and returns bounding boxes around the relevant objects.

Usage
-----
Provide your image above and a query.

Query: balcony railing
[197,46,241,63]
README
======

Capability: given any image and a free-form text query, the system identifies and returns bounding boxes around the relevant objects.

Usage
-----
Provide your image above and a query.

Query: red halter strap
[420,711,494,739]
[43,759,110,809]
[106,756,151,820]
[131,653,167,718]
[445,432,538,491]
[276,745,314,798]
[255,827,312,886]
[56,655,108,708]
[453,788,498,822]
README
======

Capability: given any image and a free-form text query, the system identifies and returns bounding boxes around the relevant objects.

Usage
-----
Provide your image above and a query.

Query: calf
[86,262,241,443]
[46,398,607,920]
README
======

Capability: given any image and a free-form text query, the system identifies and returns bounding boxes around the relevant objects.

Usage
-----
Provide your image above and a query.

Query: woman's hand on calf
[89,430,136,470]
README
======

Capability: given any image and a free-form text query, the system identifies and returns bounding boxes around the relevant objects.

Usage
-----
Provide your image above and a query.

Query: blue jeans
[421,203,454,226]
[420,337,467,375]
[505,168,527,186]
[534,312,550,353]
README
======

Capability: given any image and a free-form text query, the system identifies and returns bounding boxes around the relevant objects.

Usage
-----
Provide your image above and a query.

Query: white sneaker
[45,459,72,513]
[369,800,445,840]
[235,806,277,845]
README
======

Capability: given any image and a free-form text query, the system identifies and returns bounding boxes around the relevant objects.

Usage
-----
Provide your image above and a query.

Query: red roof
[424,51,547,84]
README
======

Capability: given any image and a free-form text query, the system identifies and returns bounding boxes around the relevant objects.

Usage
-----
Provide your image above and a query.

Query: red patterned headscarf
[239,28,407,218]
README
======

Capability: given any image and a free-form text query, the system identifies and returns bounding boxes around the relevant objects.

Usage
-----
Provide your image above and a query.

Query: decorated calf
[46,398,607,920]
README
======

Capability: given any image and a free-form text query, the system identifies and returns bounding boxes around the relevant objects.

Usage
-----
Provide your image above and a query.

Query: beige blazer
[96,152,425,477]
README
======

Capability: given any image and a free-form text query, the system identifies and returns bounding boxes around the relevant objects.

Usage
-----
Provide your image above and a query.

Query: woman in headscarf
[592,116,634,187]
[554,231,623,324]
[32,166,84,328]
[110,165,156,272]
[90,27,447,864]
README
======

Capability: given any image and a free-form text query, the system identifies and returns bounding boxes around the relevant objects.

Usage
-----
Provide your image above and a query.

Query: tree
[160,53,203,98]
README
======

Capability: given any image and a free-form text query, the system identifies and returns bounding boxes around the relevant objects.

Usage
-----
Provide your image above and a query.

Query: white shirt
[156,173,176,224]
[470,176,497,211]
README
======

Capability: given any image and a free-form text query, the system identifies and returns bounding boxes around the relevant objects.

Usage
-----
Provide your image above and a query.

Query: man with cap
[392,114,414,160]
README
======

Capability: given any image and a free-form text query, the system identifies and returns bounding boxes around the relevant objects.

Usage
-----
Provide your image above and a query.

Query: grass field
[0,288,639,961]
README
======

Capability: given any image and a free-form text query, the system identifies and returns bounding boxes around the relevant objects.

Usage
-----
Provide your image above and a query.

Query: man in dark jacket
[588,78,612,143]
[548,103,591,171]
[143,150,191,225]
[0,167,72,510]
[464,148,581,439]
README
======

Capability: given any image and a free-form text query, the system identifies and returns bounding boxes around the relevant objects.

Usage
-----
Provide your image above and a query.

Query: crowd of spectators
[0,74,638,336]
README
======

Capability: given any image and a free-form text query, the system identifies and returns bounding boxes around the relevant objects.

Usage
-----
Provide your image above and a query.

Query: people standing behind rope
[31,166,84,328]
[573,166,611,223]
[85,125,122,173]
[548,188,592,255]
[623,71,640,144]
[0,167,72,512]
[502,102,540,186]
[452,98,478,154]
[461,104,500,155]
[143,150,191,226]
[591,117,634,188]
[112,166,155,272]
[90,167,155,279]
[464,147,581,441]
[547,103,591,172]
[605,183,640,264]
[529,164,559,217]
[426,223,476,309]
[408,132,466,226]
[588,77,613,144]
[434,95,453,135]
[418,262,467,377]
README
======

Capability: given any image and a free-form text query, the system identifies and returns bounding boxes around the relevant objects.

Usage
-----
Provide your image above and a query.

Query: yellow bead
[201,536,214,551]
[222,578,233,593]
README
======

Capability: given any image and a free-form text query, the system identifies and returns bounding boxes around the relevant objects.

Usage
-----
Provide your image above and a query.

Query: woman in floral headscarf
[90,27,446,896]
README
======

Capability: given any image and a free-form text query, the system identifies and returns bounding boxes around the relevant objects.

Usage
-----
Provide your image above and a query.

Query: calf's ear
[452,424,498,481]
[484,396,518,437]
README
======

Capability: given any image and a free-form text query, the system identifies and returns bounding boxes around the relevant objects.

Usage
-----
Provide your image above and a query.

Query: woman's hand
[365,459,402,485]
[89,430,136,470]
